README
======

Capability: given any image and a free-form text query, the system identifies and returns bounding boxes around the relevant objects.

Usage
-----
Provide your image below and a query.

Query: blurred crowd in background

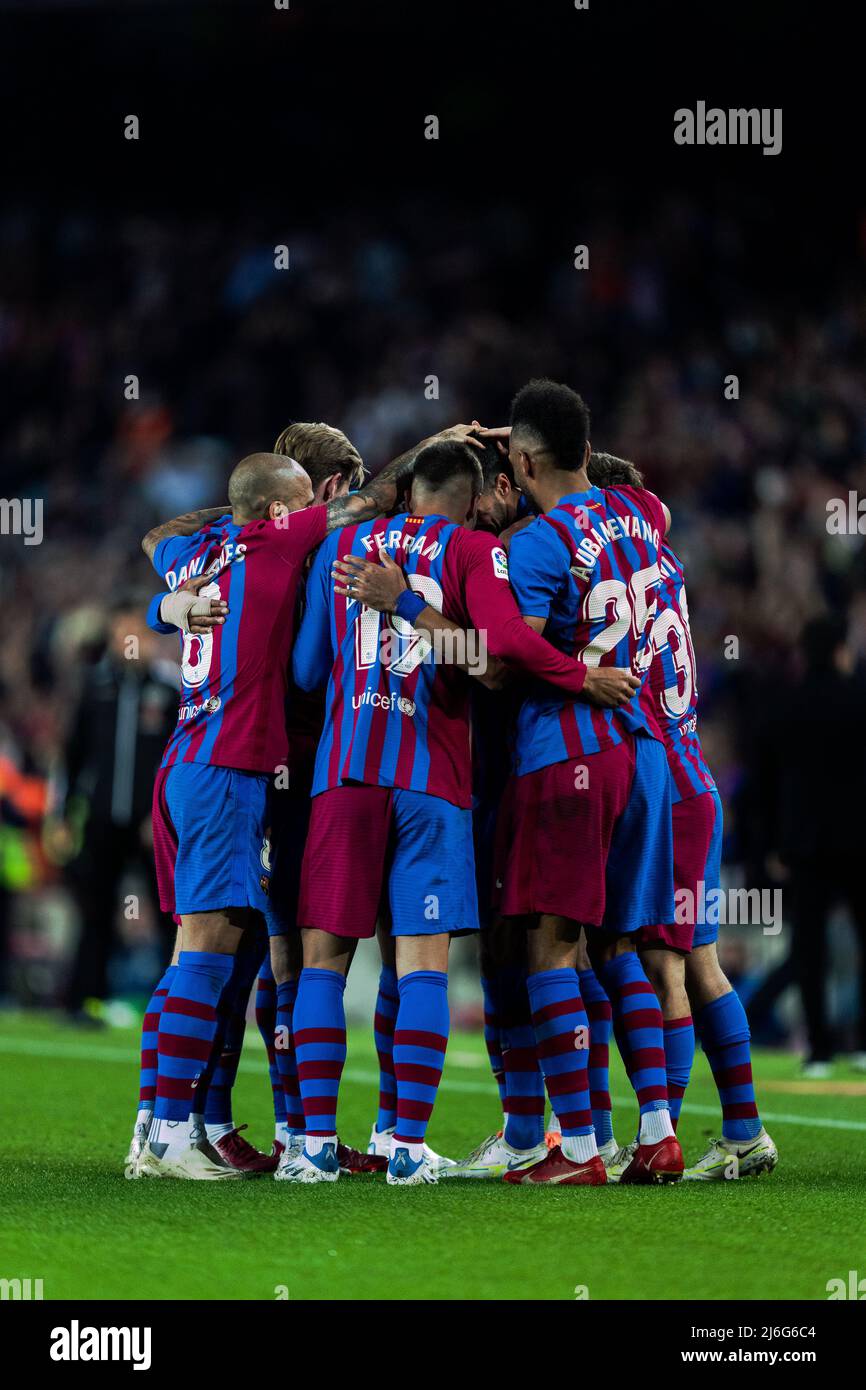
[2,190,866,1064]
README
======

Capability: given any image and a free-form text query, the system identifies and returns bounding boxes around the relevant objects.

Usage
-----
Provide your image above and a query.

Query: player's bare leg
[683,943,777,1180]
[275,927,356,1183]
[385,934,451,1185]
[504,916,605,1186]
[139,908,251,1180]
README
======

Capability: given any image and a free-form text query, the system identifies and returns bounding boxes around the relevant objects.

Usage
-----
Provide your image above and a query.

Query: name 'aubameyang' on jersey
[507,484,666,775]
[643,541,716,803]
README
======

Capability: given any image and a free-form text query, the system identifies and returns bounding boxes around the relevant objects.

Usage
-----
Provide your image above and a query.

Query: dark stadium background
[1,0,864,1059]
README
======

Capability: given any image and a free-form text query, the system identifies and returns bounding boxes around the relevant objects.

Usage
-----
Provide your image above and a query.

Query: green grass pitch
[2,1011,864,1301]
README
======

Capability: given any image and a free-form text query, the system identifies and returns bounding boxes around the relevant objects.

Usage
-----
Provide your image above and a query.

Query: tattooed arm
[321,423,485,535]
[141,506,230,562]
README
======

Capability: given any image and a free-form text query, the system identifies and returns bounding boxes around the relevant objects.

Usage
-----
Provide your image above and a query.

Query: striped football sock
[578,967,614,1147]
[276,979,304,1134]
[663,1014,695,1130]
[374,966,400,1132]
[255,958,288,1132]
[393,970,450,1154]
[202,939,262,1128]
[500,967,545,1151]
[697,991,761,1141]
[153,950,235,1128]
[527,968,596,1160]
[600,952,671,1138]
[139,965,177,1108]
[293,967,347,1139]
[480,973,508,1112]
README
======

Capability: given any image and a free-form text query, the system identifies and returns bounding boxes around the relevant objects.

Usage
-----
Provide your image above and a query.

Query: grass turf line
[1,1012,863,1301]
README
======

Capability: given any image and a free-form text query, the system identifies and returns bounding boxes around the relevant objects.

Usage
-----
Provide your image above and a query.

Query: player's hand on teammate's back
[581,666,640,708]
[332,549,407,613]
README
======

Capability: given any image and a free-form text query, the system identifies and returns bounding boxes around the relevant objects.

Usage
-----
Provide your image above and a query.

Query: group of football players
[124,378,778,1187]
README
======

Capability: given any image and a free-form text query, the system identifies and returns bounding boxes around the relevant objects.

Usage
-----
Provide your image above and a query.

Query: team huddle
[124,379,779,1187]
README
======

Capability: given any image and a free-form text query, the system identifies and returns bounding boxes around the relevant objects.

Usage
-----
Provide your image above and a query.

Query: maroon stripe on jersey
[360,649,392,787]
[418,519,469,803]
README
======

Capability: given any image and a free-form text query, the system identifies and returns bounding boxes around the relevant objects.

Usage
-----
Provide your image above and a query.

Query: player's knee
[301,927,355,975]
[270,932,302,985]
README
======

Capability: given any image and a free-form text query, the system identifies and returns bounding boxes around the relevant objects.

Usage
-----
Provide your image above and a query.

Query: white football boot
[604,1139,638,1184]
[386,1145,438,1186]
[684,1129,778,1181]
[368,1124,454,1176]
[124,1111,152,1179]
[273,1133,306,1180]
[137,1139,246,1180]
[274,1140,340,1183]
[441,1132,547,1179]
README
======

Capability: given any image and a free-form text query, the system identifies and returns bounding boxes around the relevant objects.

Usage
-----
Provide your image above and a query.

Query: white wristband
[159,590,212,634]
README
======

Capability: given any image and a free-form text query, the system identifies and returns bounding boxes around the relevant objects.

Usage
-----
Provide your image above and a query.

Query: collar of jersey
[554,487,604,509]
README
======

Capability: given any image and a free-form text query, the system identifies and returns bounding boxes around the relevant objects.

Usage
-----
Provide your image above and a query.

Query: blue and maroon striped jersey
[152,506,328,774]
[507,484,666,775]
[642,542,716,803]
[293,511,593,809]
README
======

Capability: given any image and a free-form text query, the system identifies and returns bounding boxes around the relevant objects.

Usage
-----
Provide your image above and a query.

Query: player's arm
[331,548,505,686]
[333,545,637,707]
[141,506,230,563]
[292,537,337,692]
[145,574,229,637]
[456,534,641,702]
[320,423,486,535]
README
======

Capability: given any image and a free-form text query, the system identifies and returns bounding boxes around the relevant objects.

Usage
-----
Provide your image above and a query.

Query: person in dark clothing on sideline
[61,595,179,1021]
[754,615,866,1074]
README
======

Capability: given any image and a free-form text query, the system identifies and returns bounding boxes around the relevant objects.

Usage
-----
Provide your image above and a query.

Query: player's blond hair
[273,422,365,491]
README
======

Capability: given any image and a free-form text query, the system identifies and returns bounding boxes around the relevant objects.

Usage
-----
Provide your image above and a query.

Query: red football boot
[214,1125,279,1175]
[502,1146,607,1186]
[619,1135,684,1184]
[337,1140,387,1175]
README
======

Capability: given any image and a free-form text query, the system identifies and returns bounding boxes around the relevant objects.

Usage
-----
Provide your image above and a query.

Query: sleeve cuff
[146,592,176,635]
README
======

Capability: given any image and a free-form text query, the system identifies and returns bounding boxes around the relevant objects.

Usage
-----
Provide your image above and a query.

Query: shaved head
[227,452,314,522]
